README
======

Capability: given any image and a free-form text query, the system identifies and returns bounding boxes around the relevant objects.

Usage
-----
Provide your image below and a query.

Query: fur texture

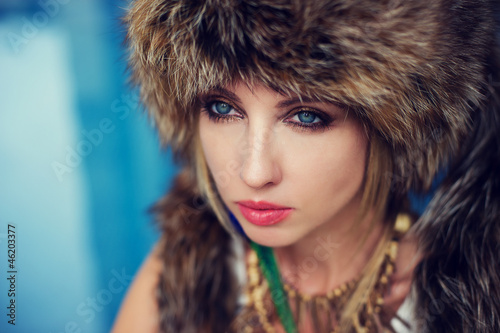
[151,169,237,332]
[412,52,500,332]
[126,0,496,191]
[125,0,500,332]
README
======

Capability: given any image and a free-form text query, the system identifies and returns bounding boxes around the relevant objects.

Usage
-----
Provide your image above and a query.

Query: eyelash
[201,99,242,124]
[200,98,334,132]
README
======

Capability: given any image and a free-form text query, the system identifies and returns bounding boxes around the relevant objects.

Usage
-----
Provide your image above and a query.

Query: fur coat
[125,0,500,331]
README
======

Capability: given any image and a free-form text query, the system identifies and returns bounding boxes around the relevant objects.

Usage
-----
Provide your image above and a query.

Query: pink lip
[236,200,293,226]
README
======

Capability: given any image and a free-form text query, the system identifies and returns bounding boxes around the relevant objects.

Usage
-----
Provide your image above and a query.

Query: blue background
[0,1,178,332]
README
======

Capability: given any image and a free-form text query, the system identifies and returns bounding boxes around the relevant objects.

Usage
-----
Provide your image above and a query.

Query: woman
[113,0,500,332]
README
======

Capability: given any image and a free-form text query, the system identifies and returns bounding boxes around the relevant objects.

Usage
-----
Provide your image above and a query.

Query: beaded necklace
[242,214,411,333]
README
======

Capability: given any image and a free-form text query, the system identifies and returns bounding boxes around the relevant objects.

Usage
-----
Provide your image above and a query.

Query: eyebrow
[276,97,317,108]
[209,87,242,104]
[206,87,323,108]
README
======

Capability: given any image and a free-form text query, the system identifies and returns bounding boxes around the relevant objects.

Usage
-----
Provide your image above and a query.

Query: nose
[239,126,282,189]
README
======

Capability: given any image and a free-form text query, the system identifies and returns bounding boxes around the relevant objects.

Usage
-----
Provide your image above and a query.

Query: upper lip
[236,200,291,210]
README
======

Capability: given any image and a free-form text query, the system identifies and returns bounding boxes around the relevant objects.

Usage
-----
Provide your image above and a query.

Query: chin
[243,226,298,248]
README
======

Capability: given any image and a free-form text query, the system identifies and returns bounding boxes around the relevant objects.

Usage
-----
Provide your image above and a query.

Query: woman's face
[198,82,368,247]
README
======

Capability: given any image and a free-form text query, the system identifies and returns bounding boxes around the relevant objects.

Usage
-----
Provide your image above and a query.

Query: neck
[273,211,386,296]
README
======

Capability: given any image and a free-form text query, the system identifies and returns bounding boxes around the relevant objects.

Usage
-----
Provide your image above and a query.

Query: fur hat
[126,0,497,192]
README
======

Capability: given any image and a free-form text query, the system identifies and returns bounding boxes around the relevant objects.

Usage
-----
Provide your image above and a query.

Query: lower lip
[237,204,293,226]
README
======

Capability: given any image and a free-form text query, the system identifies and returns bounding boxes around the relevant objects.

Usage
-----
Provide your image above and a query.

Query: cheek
[283,125,368,203]
[198,117,242,191]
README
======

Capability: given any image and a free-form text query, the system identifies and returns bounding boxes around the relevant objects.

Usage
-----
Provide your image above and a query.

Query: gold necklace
[241,214,411,333]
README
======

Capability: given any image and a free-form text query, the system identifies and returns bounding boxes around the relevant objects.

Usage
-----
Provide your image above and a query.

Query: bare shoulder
[111,243,163,333]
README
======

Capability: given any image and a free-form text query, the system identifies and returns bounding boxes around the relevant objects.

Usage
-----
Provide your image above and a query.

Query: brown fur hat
[126,0,497,192]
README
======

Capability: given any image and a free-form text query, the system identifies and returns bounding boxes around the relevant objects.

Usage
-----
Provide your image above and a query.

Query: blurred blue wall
[0,1,177,332]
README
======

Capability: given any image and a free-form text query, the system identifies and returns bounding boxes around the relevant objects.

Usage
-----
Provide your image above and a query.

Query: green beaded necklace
[250,241,298,333]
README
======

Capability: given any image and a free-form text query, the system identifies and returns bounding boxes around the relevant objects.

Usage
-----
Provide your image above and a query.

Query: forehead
[200,80,332,105]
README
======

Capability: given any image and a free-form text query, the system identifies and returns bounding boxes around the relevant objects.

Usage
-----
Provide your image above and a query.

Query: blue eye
[284,109,333,132]
[212,101,233,115]
[202,99,242,123]
[297,111,318,124]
